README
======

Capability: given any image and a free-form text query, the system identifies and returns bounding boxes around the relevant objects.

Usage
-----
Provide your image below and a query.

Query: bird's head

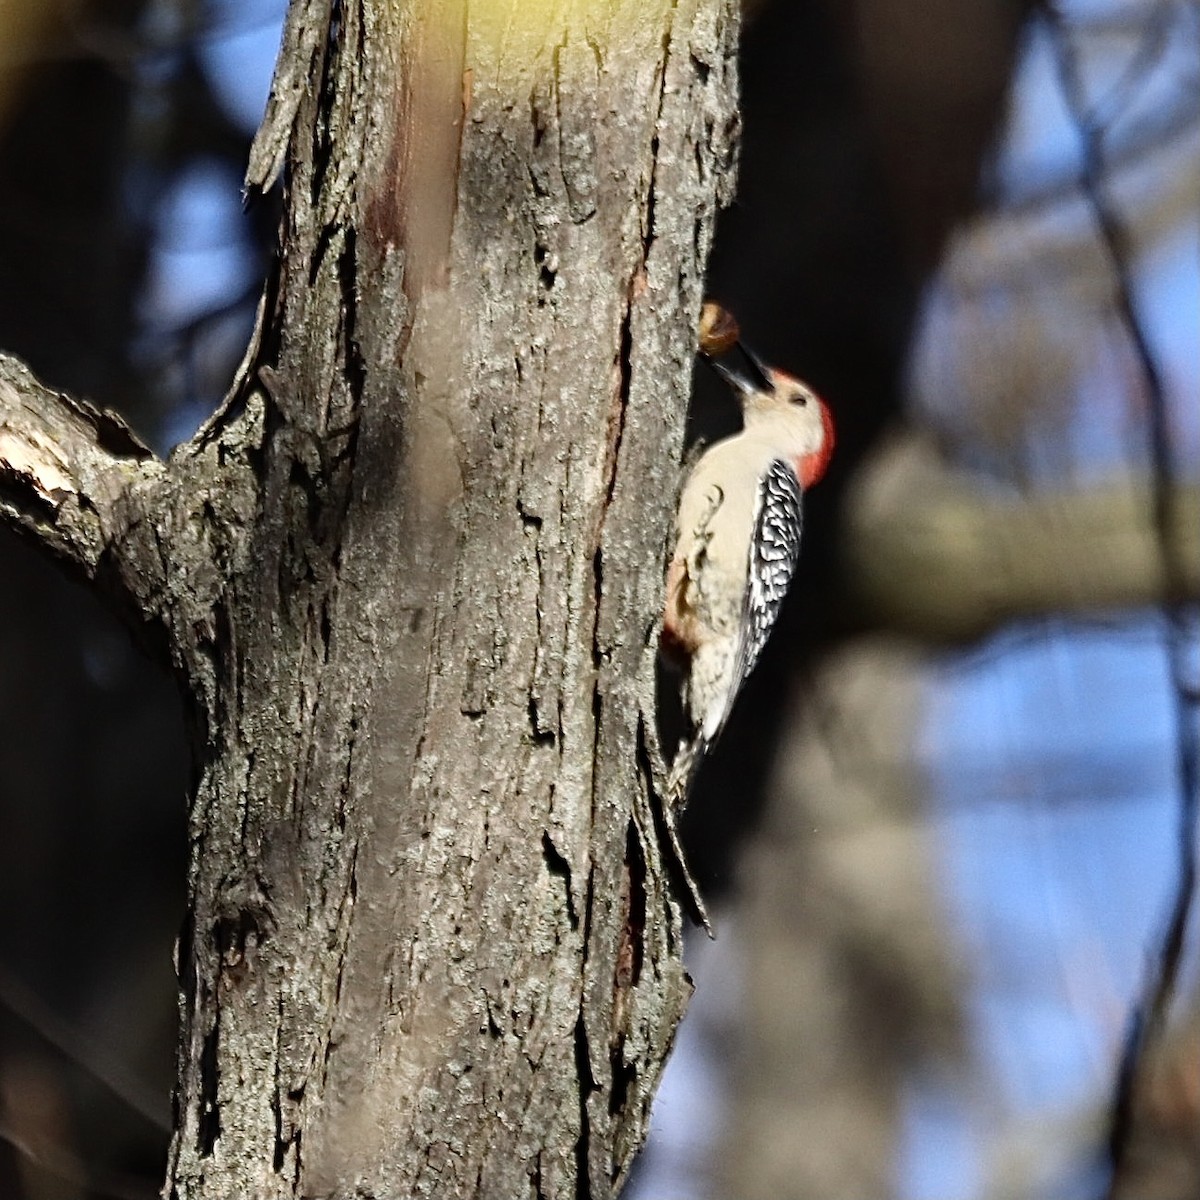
[709,345,835,488]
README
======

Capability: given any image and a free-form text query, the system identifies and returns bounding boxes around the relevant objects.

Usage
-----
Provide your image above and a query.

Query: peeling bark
[0,0,740,1195]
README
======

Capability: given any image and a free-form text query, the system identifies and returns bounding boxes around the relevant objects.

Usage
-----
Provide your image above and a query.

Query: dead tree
[0,0,739,1194]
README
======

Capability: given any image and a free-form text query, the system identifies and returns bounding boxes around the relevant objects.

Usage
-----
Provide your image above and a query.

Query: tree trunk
[0,0,738,1194]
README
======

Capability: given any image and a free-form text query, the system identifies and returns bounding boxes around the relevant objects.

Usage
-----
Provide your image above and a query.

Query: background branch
[844,429,1200,641]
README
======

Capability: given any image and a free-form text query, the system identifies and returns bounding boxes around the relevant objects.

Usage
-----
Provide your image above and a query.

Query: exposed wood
[0,353,157,588]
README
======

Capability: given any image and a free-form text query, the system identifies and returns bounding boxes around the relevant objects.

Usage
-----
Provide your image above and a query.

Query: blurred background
[0,0,1196,1197]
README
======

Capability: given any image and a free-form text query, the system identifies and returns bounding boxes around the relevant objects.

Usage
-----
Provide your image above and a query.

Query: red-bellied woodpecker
[662,329,834,811]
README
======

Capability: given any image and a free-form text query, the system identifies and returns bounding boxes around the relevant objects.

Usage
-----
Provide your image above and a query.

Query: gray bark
[0,1,740,1195]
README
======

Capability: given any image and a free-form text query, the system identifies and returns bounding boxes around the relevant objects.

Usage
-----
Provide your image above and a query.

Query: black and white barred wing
[667,458,803,810]
[731,457,803,707]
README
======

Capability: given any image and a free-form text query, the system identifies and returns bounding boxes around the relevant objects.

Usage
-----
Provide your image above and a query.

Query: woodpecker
[662,324,834,810]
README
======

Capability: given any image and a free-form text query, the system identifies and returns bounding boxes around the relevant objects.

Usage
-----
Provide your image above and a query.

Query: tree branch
[0,352,161,599]
[0,351,268,705]
[844,429,1200,641]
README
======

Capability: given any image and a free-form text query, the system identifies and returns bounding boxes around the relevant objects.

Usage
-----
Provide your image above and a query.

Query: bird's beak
[707,340,775,396]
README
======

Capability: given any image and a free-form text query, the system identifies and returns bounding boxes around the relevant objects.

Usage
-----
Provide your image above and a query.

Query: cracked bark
[0,0,739,1196]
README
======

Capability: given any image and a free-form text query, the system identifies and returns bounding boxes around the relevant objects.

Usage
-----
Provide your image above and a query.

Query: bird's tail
[666,735,708,816]
[663,735,713,937]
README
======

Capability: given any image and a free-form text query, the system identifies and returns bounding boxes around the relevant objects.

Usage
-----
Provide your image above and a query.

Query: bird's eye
[790,392,808,406]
